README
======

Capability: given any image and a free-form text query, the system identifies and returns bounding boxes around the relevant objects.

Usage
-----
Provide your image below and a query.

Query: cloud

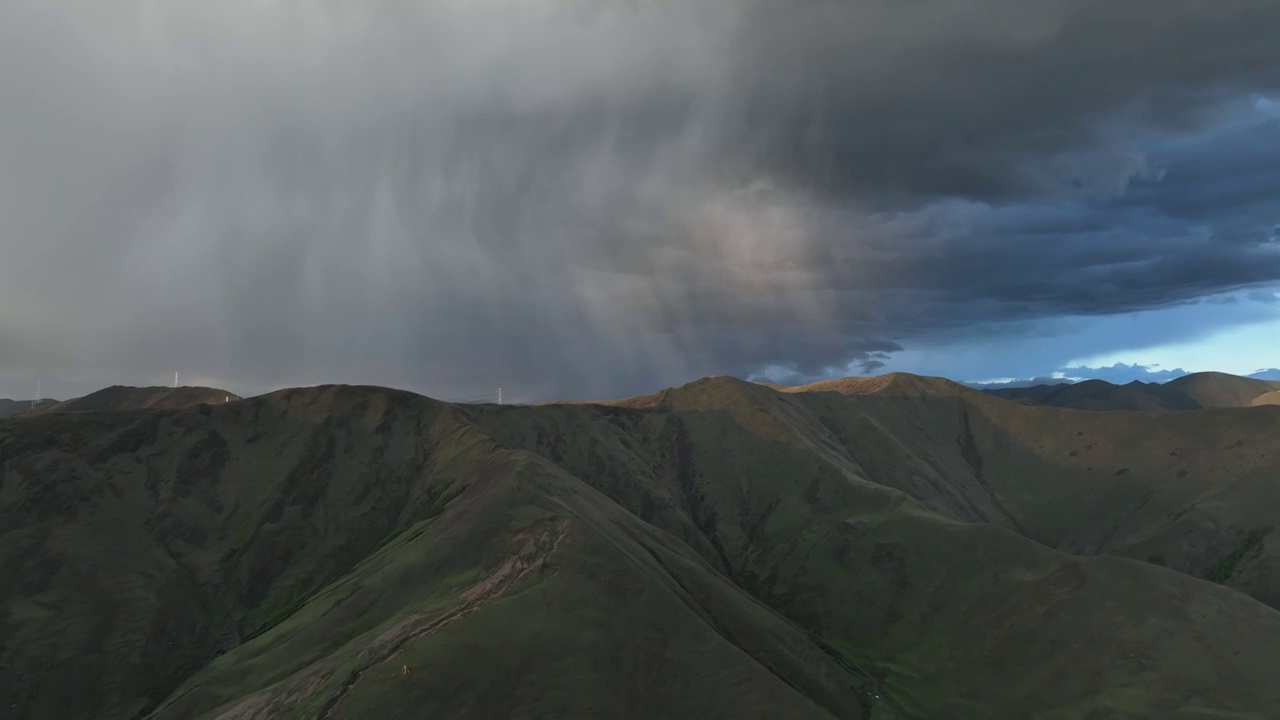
[1056,363,1191,384]
[3,1,1280,399]
[857,360,887,374]
[968,376,1067,390]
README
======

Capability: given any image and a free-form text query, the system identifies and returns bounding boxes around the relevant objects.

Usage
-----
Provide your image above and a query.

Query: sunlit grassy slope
[1252,390,1280,407]
[3,374,1280,719]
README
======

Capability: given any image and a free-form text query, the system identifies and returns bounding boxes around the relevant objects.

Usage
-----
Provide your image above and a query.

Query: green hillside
[3,376,1280,719]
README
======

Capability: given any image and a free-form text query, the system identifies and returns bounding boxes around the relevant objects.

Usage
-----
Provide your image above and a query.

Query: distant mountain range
[983,371,1280,411]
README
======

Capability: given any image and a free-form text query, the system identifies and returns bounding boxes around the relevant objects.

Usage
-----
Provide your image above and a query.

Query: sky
[2,1,1280,402]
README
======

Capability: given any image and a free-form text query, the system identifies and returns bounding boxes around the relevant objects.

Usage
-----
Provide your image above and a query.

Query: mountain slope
[3,378,1280,719]
[1253,390,1280,406]
[149,454,869,720]
[749,377,1280,610]
[1,386,867,720]
[466,377,1280,717]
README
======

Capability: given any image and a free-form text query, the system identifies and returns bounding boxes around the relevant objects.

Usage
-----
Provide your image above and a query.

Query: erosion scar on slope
[957,408,1033,538]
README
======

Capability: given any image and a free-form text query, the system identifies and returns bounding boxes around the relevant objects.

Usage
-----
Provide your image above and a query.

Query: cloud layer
[3,1,1280,399]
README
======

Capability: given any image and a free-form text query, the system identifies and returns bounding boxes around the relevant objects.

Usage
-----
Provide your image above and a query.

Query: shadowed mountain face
[985,371,1280,411]
[3,375,1280,719]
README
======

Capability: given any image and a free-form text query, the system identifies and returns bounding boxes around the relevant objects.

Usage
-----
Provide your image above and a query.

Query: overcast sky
[3,1,1280,402]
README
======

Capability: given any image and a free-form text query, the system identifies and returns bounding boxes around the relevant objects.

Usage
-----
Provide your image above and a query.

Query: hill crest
[33,385,240,414]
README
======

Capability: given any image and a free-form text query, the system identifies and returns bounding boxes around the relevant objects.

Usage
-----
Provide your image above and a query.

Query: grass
[1208,532,1267,584]
[4,378,1280,719]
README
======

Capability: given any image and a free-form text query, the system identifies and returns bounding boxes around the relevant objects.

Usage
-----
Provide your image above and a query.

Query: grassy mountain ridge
[727,376,1280,608]
[3,377,1280,718]
[474,377,1280,716]
[30,385,239,415]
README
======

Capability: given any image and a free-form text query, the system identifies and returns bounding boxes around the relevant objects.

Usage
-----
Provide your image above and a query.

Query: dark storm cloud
[721,0,1280,202]
[3,1,1280,400]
